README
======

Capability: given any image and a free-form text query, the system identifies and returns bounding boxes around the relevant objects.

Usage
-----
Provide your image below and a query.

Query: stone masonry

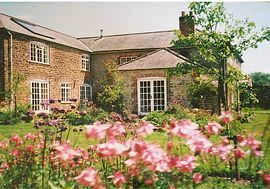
[0,30,91,107]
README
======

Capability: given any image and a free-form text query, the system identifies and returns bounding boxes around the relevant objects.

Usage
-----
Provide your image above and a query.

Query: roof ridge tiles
[77,30,175,39]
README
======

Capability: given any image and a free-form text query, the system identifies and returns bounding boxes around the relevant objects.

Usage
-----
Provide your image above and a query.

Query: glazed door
[138,77,166,115]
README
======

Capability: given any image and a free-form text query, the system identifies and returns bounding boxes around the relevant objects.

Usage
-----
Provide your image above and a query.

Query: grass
[0,109,270,188]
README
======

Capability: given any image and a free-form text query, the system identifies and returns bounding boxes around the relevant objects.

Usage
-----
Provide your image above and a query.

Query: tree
[251,72,270,109]
[251,72,270,87]
[170,2,270,113]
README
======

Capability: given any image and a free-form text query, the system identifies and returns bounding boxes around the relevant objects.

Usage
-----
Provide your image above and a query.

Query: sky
[0,2,269,74]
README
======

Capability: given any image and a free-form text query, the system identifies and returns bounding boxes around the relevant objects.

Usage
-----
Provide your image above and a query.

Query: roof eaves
[6,29,89,52]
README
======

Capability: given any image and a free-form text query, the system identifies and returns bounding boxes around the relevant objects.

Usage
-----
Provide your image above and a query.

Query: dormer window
[120,56,137,65]
[30,42,49,64]
[82,54,91,71]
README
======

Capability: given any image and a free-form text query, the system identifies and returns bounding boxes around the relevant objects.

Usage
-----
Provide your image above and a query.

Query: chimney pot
[100,29,103,38]
[179,11,195,36]
[181,11,186,17]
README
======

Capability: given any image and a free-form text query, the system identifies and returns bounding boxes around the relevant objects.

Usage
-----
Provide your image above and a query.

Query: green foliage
[0,111,21,125]
[96,60,125,113]
[143,111,173,127]
[239,111,256,123]
[250,72,270,109]
[239,82,259,107]
[67,112,95,126]
[187,82,218,108]
[221,120,243,138]
[0,104,30,125]
[171,2,270,111]
[251,72,270,87]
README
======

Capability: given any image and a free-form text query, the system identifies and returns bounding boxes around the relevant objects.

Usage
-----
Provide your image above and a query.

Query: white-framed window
[80,84,92,104]
[120,56,137,65]
[61,83,72,102]
[81,54,91,71]
[137,77,167,115]
[30,42,49,64]
[30,81,49,112]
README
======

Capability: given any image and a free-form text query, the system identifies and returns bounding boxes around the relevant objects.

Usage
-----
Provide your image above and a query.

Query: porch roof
[118,48,188,71]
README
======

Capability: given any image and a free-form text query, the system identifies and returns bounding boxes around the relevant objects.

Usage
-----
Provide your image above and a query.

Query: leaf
[48,181,62,189]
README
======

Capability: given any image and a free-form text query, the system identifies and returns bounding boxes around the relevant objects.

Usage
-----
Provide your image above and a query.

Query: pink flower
[253,150,264,157]
[10,149,19,157]
[52,143,82,162]
[240,135,261,150]
[205,122,222,135]
[140,143,170,172]
[236,134,245,142]
[170,155,197,172]
[0,162,8,176]
[0,141,8,149]
[170,119,200,139]
[221,137,230,145]
[109,171,126,188]
[186,135,212,153]
[136,121,156,137]
[262,173,270,186]
[25,145,35,152]
[75,167,104,188]
[95,140,128,157]
[235,148,245,159]
[9,135,23,147]
[193,173,203,184]
[209,144,234,161]
[218,111,233,124]
[24,133,36,140]
[107,122,125,139]
[85,122,110,139]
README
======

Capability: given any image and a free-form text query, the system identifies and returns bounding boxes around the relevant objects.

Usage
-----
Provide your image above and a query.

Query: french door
[30,81,49,112]
[137,77,167,115]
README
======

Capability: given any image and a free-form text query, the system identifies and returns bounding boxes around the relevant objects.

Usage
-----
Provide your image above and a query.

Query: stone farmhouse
[0,12,243,114]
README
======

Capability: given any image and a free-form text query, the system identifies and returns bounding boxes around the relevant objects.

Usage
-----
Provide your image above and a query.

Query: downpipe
[7,30,13,110]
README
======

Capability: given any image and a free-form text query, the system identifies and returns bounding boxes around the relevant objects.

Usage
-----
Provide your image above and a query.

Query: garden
[0,99,270,188]
[1,2,270,188]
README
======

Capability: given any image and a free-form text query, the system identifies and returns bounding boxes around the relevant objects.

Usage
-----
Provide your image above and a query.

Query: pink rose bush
[0,110,268,188]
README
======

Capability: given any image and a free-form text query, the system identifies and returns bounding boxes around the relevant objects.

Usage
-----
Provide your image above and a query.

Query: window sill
[61,101,72,104]
[81,69,91,72]
[29,61,50,65]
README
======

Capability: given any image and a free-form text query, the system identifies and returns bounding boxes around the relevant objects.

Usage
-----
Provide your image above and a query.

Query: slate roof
[78,30,177,52]
[118,48,188,71]
[0,13,90,52]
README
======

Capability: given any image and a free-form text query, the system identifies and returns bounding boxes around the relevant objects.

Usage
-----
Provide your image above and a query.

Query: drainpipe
[7,30,13,110]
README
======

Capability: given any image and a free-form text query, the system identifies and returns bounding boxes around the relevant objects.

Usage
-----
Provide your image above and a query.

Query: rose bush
[0,107,269,188]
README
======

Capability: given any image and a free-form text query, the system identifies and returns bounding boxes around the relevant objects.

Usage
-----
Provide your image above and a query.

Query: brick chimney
[179,11,195,36]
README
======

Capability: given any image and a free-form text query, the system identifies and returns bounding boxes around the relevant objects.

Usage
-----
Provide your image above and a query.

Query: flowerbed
[0,106,270,188]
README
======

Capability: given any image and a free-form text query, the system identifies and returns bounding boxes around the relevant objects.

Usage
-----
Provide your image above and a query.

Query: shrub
[143,111,173,127]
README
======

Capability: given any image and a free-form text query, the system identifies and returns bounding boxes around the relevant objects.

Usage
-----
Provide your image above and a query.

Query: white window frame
[120,56,137,65]
[60,83,72,103]
[80,84,92,104]
[30,80,50,112]
[137,77,167,115]
[81,54,91,71]
[29,41,49,64]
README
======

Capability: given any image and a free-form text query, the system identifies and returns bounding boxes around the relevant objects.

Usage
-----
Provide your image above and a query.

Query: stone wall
[1,30,92,108]
[91,50,150,100]
[0,30,6,100]
[119,69,192,113]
